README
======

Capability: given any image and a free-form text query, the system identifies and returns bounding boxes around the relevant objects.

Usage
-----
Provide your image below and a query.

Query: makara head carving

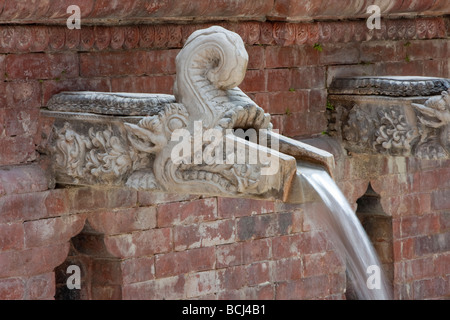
[42,26,334,201]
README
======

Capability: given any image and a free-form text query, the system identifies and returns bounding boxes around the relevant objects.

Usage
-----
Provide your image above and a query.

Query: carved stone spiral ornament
[173,26,271,131]
[155,26,276,197]
[42,26,334,201]
[174,26,249,128]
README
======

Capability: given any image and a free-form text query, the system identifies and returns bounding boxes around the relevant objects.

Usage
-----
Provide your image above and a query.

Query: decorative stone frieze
[0,17,447,53]
[328,76,450,159]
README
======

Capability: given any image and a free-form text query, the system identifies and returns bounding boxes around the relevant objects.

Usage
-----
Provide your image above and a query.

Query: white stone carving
[53,122,150,185]
[328,80,450,160]
[412,89,450,159]
[155,26,289,198]
[43,26,335,201]
[373,108,418,156]
[413,89,450,129]
[173,26,269,130]
[125,103,189,154]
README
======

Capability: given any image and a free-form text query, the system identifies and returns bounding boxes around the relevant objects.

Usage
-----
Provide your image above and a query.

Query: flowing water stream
[298,163,392,300]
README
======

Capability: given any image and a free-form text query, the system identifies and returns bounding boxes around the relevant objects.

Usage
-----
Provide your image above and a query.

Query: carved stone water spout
[41,26,335,203]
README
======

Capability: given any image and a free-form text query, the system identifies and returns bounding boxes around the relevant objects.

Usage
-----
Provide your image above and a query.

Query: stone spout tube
[41,26,335,203]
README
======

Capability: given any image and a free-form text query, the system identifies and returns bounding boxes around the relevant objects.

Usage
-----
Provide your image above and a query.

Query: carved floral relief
[328,85,450,160]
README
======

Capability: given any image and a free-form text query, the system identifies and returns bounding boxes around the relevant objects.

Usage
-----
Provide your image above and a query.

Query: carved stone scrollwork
[373,108,418,156]
[329,77,450,97]
[412,89,450,159]
[328,77,450,160]
[50,100,189,187]
[156,26,277,197]
[53,122,150,185]
[342,104,373,149]
[42,26,335,201]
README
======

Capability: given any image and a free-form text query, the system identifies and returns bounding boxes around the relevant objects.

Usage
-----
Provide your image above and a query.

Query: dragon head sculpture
[42,26,334,202]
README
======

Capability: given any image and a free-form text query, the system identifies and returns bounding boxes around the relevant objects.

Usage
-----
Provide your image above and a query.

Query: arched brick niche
[350,183,394,300]
[55,222,125,300]
[50,188,347,300]
[332,153,450,300]
[0,187,86,299]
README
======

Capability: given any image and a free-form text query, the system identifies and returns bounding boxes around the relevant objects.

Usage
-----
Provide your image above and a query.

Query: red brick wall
[0,182,345,300]
[0,8,449,299]
[334,154,450,299]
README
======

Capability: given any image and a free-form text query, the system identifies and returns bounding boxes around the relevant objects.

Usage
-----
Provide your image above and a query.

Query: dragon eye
[168,118,184,131]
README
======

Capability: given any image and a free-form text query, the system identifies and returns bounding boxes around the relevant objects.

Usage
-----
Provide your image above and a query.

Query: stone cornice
[0,17,447,54]
[0,0,448,25]
[329,76,450,97]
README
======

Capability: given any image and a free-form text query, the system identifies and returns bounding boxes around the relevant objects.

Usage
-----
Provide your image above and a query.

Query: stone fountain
[40,26,450,300]
[41,26,334,204]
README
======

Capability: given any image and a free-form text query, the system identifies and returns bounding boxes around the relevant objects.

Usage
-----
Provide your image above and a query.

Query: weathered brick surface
[0,222,24,252]
[0,164,50,196]
[0,137,37,166]
[23,214,86,248]
[275,274,331,299]
[157,198,217,227]
[24,272,55,300]
[80,51,145,78]
[55,194,348,300]
[1,157,448,300]
[240,69,266,93]
[121,256,155,285]
[0,189,70,223]
[87,207,156,236]
[110,75,175,94]
[217,197,275,218]
[69,187,108,212]
[367,159,449,299]
[283,111,327,138]
[123,275,186,300]
[0,243,70,278]
[254,91,309,115]
[5,53,78,80]
[174,219,235,250]
[104,228,172,259]
[137,191,199,206]
[0,277,25,300]
[236,212,293,241]
[80,49,179,77]
[155,247,215,278]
